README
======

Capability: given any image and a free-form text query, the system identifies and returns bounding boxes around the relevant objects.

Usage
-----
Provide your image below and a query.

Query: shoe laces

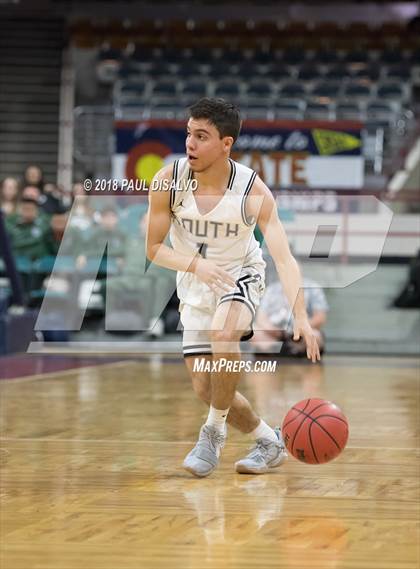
[198,427,225,450]
[247,439,271,460]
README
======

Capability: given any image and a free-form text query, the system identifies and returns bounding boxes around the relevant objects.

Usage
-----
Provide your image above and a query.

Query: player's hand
[193,258,236,295]
[293,317,321,363]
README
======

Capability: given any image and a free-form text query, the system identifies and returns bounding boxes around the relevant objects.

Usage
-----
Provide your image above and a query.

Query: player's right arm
[146,165,235,293]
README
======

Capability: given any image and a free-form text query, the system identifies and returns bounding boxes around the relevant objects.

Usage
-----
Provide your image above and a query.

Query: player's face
[186,118,232,172]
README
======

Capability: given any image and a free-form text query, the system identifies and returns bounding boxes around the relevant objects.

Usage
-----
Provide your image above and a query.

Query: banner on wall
[112,120,365,189]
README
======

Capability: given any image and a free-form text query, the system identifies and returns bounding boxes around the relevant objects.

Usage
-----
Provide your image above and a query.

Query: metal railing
[72,105,413,180]
[73,105,114,178]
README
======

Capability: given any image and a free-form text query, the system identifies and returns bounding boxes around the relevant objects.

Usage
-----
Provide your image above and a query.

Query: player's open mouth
[188,155,197,161]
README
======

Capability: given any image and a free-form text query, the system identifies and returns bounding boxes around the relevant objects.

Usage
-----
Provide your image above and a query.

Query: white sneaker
[235,427,288,474]
[183,425,226,478]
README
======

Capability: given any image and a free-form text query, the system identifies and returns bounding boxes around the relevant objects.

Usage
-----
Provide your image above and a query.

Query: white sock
[251,419,278,442]
[206,405,229,435]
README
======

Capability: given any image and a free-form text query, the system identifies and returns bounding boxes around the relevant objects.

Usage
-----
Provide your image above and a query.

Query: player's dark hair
[189,97,242,143]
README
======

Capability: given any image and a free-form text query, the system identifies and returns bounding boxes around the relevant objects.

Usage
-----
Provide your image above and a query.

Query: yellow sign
[312,129,361,156]
[135,153,164,184]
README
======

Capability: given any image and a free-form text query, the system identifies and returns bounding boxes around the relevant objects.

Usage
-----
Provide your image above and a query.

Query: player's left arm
[247,177,321,362]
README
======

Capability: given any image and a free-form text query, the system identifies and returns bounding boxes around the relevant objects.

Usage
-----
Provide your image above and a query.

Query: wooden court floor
[0,355,419,569]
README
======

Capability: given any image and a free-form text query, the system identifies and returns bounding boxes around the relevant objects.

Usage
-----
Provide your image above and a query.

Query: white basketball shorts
[179,265,265,358]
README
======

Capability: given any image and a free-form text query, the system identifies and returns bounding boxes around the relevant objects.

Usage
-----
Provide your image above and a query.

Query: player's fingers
[313,336,321,362]
[215,278,232,292]
[217,269,236,286]
[308,347,316,363]
[216,283,230,295]
[209,279,229,294]
[308,337,320,363]
[305,335,313,360]
[210,282,222,295]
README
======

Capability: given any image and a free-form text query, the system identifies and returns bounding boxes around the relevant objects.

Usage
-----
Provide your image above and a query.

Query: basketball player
[147,98,320,477]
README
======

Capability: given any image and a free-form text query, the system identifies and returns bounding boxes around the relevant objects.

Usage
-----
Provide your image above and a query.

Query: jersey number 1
[197,243,208,258]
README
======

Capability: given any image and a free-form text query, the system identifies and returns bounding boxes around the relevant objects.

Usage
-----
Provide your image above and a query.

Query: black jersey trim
[184,351,213,358]
[241,170,257,226]
[227,158,236,190]
[183,343,212,351]
[170,159,179,209]
[218,294,256,316]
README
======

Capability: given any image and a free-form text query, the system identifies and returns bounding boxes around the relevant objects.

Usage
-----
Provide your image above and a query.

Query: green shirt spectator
[5,198,57,260]
[76,207,127,269]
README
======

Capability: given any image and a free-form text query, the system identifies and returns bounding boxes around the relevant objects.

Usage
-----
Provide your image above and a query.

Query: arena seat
[297,65,322,82]
[207,61,234,78]
[263,64,293,81]
[178,62,207,79]
[352,66,381,81]
[147,61,175,77]
[314,49,340,64]
[242,103,274,120]
[377,81,406,101]
[386,65,412,81]
[181,79,209,100]
[245,80,274,100]
[213,79,242,98]
[343,81,373,100]
[335,101,364,120]
[118,80,148,103]
[344,50,370,64]
[152,80,178,98]
[220,50,245,64]
[280,82,306,98]
[234,62,264,78]
[251,50,273,65]
[366,100,399,124]
[311,81,341,99]
[305,101,334,120]
[325,66,350,81]
[274,100,305,120]
[281,48,306,65]
[379,49,406,65]
[149,102,185,119]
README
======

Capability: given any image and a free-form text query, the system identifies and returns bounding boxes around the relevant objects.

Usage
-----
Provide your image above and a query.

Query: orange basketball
[282,398,349,464]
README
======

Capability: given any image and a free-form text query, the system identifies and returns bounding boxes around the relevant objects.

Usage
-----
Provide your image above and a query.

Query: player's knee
[191,376,211,403]
[210,328,242,349]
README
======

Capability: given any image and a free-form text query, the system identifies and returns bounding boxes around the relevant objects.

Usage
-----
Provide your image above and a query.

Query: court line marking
[0,438,417,450]
[0,360,140,384]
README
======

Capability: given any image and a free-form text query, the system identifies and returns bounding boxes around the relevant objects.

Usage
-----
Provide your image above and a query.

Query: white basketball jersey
[169,157,265,307]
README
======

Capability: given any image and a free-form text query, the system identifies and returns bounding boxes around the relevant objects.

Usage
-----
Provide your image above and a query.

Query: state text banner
[113,119,365,189]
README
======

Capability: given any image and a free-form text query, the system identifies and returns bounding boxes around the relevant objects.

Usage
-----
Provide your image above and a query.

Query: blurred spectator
[105,213,175,335]
[76,206,126,269]
[22,184,67,216]
[0,177,20,216]
[23,164,44,190]
[251,278,328,356]
[56,183,96,259]
[21,185,46,214]
[21,185,41,201]
[66,182,94,231]
[42,183,68,214]
[5,198,57,260]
